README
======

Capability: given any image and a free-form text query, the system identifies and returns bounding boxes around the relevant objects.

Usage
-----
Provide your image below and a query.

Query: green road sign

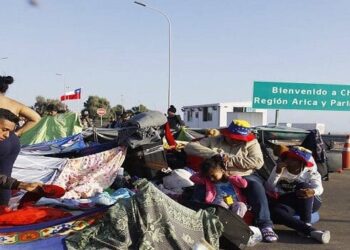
[252,81,350,111]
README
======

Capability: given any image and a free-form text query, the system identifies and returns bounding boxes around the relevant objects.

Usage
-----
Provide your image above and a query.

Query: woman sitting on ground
[265,146,330,244]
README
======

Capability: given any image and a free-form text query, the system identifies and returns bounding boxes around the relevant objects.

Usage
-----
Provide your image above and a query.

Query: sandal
[261,227,278,243]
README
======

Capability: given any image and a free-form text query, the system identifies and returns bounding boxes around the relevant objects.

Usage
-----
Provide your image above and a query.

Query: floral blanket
[65,179,223,250]
[53,147,126,199]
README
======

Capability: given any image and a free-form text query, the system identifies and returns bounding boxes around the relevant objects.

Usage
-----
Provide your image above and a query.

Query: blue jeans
[243,173,273,228]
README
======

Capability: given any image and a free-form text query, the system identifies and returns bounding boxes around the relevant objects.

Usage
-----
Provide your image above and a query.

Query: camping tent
[20,112,82,146]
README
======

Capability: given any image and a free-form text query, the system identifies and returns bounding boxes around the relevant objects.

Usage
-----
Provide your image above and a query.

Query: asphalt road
[251,170,350,250]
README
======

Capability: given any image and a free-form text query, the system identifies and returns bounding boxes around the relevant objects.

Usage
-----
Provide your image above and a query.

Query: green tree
[131,104,149,113]
[33,96,46,116]
[33,96,67,116]
[83,95,111,120]
[110,104,125,118]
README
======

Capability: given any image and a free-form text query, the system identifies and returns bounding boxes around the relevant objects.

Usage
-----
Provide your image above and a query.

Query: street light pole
[1,57,8,73]
[0,57,8,68]
[56,73,69,112]
[134,1,172,109]
[56,73,66,100]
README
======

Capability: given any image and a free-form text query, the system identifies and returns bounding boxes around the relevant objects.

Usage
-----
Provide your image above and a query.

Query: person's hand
[18,182,43,192]
[211,154,229,169]
[206,129,220,137]
[222,154,230,167]
[296,188,315,199]
[175,143,185,151]
[276,162,287,174]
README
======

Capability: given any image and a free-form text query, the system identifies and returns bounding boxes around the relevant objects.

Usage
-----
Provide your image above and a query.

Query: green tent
[20,112,83,145]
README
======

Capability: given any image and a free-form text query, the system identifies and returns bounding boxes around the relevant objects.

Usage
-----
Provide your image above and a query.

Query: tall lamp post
[134,1,172,109]
[56,73,69,111]
[1,57,8,65]
[55,73,67,99]
[1,57,8,74]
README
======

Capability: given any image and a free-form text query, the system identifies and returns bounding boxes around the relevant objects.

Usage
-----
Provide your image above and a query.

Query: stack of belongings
[157,168,195,199]
[5,111,264,249]
[118,111,170,179]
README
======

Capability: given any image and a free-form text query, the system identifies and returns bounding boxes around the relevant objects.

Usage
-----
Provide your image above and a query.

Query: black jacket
[167,115,185,130]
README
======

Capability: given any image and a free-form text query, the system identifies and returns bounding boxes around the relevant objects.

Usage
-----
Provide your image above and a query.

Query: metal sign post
[274,109,279,125]
[96,108,107,127]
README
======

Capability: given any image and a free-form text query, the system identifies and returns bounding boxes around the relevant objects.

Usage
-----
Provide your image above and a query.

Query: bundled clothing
[119,111,167,149]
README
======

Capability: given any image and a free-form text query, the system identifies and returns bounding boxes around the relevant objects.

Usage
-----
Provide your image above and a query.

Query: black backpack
[301,129,329,180]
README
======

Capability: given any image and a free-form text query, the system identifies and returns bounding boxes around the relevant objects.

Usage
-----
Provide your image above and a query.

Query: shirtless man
[0,108,41,205]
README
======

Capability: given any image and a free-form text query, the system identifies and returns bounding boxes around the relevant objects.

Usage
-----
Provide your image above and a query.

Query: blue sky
[1,0,350,132]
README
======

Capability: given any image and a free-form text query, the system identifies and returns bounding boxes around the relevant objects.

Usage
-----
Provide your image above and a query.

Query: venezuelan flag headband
[221,120,256,142]
[281,146,314,167]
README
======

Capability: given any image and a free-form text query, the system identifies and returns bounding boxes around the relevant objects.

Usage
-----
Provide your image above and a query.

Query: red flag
[60,88,81,101]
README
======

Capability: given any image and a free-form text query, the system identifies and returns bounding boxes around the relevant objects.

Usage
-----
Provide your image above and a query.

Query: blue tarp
[20,134,86,156]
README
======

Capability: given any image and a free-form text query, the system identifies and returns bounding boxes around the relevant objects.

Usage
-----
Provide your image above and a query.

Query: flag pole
[56,73,66,109]
[79,87,82,115]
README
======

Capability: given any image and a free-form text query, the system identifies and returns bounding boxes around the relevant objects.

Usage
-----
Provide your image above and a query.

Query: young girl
[190,155,248,218]
[266,146,330,244]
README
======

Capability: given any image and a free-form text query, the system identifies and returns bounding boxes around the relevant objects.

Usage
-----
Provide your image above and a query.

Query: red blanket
[0,206,71,226]
[18,184,65,209]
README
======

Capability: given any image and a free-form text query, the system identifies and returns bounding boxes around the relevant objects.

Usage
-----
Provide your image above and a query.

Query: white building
[182,102,267,129]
